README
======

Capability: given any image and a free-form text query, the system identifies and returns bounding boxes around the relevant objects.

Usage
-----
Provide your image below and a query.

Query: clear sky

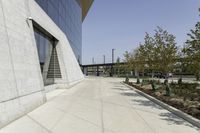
[82,0,200,65]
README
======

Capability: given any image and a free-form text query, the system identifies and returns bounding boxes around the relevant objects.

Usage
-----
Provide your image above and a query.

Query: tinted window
[35,0,82,64]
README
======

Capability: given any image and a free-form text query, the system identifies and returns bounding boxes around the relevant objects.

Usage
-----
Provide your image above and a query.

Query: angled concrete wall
[0,0,84,128]
[29,0,84,86]
[0,0,46,128]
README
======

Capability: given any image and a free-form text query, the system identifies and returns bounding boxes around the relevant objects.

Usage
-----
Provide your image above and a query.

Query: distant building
[0,0,93,128]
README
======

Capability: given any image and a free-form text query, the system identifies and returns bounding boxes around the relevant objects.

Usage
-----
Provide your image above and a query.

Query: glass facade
[34,28,53,72]
[35,0,82,64]
[34,24,62,85]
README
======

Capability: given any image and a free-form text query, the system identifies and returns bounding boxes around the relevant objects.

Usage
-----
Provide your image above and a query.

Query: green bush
[170,83,200,101]
[136,78,140,84]
[178,78,182,84]
[125,76,129,83]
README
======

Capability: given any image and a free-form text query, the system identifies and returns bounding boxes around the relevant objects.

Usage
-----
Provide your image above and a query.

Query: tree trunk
[196,75,199,81]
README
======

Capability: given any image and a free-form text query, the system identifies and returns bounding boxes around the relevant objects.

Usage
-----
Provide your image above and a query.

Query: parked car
[153,72,173,79]
[168,73,173,78]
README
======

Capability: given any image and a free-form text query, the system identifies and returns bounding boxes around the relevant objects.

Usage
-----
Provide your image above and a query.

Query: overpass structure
[82,62,125,76]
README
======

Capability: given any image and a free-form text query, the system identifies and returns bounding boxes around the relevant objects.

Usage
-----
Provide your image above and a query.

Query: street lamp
[92,57,95,64]
[112,48,115,63]
[103,55,105,64]
[111,48,115,77]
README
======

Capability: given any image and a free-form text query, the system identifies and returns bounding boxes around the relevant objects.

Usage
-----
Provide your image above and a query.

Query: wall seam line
[0,0,20,101]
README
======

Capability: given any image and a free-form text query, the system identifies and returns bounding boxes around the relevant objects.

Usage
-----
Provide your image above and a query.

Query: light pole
[92,57,95,64]
[112,48,115,63]
[111,49,115,77]
[103,55,105,64]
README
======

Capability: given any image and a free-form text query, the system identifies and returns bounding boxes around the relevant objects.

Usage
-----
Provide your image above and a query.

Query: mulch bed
[125,82,200,120]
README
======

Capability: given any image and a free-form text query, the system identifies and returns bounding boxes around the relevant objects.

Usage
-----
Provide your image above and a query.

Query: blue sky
[82,0,200,65]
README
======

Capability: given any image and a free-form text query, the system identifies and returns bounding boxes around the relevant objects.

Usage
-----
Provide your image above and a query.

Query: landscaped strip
[121,82,200,128]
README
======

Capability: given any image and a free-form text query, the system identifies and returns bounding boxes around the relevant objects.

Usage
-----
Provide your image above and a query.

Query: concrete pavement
[0,77,199,133]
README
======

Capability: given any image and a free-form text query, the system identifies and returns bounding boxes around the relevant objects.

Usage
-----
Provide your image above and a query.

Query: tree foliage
[153,27,178,73]
[123,27,178,76]
[183,19,200,80]
[123,8,200,80]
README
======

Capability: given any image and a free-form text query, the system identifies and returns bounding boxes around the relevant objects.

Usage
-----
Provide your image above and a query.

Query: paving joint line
[43,94,83,131]
[68,112,102,128]
[27,115,52,133]
[119,82,156,133]
[100,79,105,133]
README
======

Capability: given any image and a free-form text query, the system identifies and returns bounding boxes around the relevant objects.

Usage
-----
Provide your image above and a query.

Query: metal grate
[47,47,62,78]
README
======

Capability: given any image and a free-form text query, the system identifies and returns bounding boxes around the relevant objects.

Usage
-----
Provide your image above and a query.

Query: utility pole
[92,57,95,64]
[103,55,105,64]
[111,49,115,77]
[112,48,115,63]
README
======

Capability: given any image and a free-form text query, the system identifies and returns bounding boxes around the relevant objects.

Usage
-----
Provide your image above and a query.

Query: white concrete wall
[0,0,84,128]
[0,0,46,128]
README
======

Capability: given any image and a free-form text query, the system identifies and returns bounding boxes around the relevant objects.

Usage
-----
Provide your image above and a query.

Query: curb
[121,82,200,129]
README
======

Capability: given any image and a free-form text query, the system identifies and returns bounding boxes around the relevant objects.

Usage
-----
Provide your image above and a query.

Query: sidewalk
[0,77,199,133]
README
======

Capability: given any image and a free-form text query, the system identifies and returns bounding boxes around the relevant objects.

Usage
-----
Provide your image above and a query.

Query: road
[0,77,199,133]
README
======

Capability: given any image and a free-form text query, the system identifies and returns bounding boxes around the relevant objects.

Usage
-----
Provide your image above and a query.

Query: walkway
[0,77,199,133]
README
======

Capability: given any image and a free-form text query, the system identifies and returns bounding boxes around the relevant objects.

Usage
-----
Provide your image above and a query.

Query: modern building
[0,0,93,128]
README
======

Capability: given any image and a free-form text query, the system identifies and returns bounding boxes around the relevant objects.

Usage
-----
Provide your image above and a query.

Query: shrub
[136,78,140,84]
[125,76,129,83]
[178,78,182,84]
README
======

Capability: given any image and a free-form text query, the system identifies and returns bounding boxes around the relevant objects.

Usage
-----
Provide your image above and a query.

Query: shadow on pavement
[120,91,142,97]
[159,112,199,129]
[112,87,126,91]
[115,84,200,130]
[130,99,164,110]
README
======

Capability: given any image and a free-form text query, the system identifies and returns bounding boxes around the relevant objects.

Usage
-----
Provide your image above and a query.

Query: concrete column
[97,66,99,76]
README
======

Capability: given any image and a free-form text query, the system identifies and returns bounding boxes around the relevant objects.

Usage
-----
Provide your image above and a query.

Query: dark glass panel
[35,0,82,63]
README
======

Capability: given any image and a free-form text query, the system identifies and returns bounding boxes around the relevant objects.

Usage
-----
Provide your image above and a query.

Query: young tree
[115,57,123,77]
[134,44,147,76]
[123,51,132,73]
[153,27,178,75]
[123,49,138,77]
[123,27,178,80]
[142,33,155,77]
[183,18,200,80]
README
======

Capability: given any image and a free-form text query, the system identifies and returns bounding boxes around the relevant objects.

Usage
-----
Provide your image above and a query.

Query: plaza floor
[0,77,199,133]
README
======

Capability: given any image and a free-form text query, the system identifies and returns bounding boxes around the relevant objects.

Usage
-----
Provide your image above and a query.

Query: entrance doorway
[33,22,62,85]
